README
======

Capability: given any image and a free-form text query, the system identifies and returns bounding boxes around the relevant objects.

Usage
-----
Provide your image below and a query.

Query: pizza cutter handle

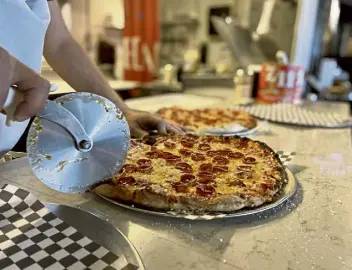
[37,100,93,152]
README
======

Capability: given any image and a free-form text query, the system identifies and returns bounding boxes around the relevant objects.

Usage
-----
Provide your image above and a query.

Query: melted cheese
[158,107,256,131]
[114,136,282,200]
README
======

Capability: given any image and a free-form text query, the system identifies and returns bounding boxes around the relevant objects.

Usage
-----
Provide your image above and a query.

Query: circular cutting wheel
[27,93,130,193]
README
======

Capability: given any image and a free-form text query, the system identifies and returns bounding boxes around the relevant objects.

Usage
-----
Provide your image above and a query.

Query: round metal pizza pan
[202,120,266,137]
[44,203,145,269]
[96,168,297,221]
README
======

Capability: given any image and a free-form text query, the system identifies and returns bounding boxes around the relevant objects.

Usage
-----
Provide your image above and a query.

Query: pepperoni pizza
[157,106,257,132]
[94,135,286,212]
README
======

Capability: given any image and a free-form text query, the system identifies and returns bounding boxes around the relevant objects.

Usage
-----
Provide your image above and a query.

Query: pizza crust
[94,183,267,212]
[94,135,285,213]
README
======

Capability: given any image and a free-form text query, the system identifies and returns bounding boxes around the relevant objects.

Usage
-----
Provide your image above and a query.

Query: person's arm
[44,1,128,112]
[44,1,185,137]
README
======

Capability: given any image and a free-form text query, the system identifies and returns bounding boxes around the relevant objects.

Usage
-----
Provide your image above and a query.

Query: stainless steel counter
[1,99,351,270]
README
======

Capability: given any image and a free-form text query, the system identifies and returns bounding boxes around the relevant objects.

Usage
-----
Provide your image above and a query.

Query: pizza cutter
[26,92,130,193]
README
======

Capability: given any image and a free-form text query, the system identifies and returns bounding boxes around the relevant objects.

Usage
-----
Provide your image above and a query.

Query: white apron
[0,0,50,157]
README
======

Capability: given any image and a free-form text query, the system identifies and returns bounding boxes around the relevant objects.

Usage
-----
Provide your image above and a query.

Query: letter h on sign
[122,0,160,82]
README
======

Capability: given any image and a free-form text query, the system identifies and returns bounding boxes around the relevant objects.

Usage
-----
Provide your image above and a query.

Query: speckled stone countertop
[0,99,351,270]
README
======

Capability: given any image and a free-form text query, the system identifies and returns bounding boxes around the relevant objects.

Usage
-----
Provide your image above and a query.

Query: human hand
[123,109,187,138]
[0,46,50,124]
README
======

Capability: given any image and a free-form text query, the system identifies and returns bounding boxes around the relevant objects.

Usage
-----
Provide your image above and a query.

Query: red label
[123,0,159,82]
[258,63,305,103]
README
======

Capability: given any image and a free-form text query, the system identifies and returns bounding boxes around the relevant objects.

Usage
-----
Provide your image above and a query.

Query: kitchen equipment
[27,92,130,193]
[211,16,267,67]
[46,203,145,269]
[3,84,58,126]
[161,64,179,84]
[233,68,254,104]
[307,58,349,92]
[252,0,280,60]
[275,50,289,65]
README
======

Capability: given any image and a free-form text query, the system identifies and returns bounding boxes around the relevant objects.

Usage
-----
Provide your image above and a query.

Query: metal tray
[44,203,145,269]
[203,120,266,137]
[96,168,297,221]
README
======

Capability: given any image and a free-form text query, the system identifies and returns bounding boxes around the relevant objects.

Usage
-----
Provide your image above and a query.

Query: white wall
[89,0,124,29]
[70,0,87,48]
[70,0,124,59]
[197,0,235,66]
[161,0,236,66]
[290,0,319,70]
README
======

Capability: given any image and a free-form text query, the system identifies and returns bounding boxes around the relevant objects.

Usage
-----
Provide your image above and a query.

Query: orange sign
[123,0,160,82]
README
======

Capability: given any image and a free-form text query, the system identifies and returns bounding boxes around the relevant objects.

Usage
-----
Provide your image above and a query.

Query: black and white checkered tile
[0,184,140,270]
[234,103,352,128]
[276,151,295,166]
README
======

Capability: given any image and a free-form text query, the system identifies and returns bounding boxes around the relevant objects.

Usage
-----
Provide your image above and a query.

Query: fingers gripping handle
[3,84,58,126]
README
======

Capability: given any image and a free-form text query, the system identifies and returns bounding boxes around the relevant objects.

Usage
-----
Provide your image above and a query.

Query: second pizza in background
[157,106,257,134]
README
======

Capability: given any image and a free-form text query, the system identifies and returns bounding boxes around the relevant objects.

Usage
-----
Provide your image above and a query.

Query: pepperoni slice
[237,165,253,172]
[117,176,136,185]
[261,183,272,191]
[216,150,232,155]
[196,184,215,197]
[232,110,240,117]
[202,137,216,143]
[137,159,152,167]
[175,162,193,173]
[204,119,217,125]
[150,146,158,151]
[199,163,213,173]
[220,137,231,144]
[164,140,177,149]
[191,153,205,161]
[181,140,194,148]
[160,152,175,159]
[243,157,257,164]
[227,152,244,159]
[145,151,159,159]
[213,165,228,173]
[180,174,196,184]
[206,150,218,157]
[213,156,229,165]
[130,140,138,148]
[197,172,215,182]
[229,179,246,187]
[179,149,193,157]
[120,164,137,173]
[239,138,249,148]
[166,156,182,165]
[172,183,188,193]
[138,165,153,173]
[198,143,211,151]
[185,134,198,142]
